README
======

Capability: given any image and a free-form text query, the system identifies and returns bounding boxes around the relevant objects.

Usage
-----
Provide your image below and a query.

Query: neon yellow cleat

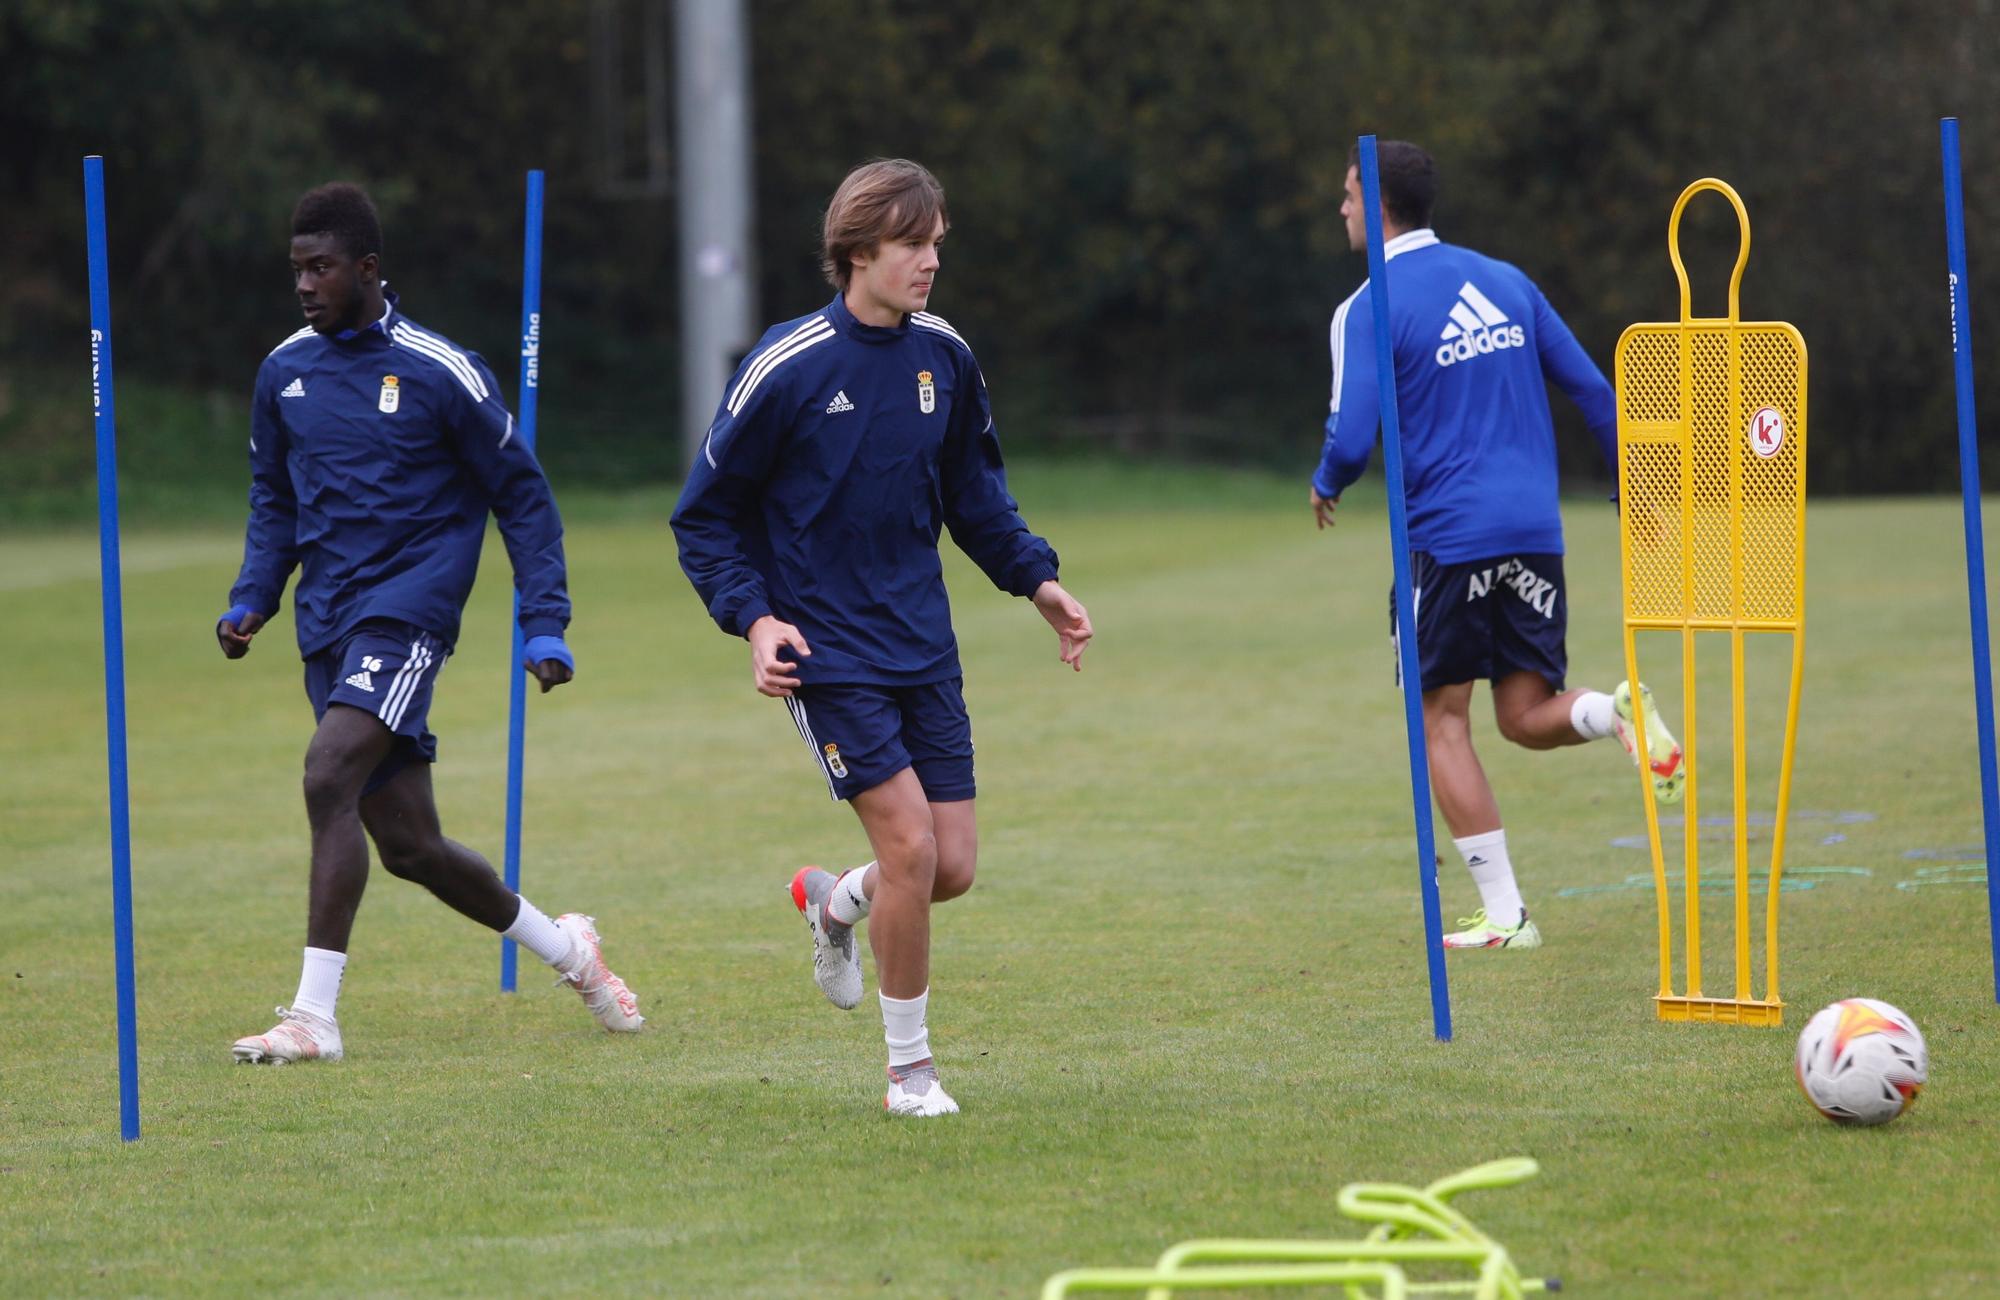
[1613,680,1685,805]
[1441,909,1542,950]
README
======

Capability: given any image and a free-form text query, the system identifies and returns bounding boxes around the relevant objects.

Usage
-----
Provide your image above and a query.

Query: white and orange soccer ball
[1794,998,1928,1126]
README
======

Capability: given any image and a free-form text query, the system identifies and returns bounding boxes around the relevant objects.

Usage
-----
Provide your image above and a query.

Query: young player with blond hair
[672,159,1091,1115]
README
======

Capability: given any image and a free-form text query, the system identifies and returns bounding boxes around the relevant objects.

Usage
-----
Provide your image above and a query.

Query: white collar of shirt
[1383,228,1439,261]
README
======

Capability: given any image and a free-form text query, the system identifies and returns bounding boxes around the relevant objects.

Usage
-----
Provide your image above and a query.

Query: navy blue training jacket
[671,294,1058,685]
[228,290,569,657]
[1314,229,1617,563]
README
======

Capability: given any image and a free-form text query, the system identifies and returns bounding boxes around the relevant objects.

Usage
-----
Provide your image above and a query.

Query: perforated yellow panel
[1621,439,1684,621]
[1615,322,1807,629]
[1620,332,1680,424]
[1739,328,1805,621]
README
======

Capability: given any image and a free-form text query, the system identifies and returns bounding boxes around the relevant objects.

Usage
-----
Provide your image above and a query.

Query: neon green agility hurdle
[1044,1159,1554,1300]
[1043,1262,1411,1298]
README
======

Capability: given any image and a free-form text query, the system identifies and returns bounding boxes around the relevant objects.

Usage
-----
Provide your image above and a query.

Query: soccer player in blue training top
[1310,141,1685,951]
[672,159,1092,1116]
[218,183,642,1064]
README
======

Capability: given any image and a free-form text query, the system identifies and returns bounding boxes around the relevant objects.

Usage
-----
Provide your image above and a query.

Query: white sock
[293,947,347,1023]
[1570,690,1617,741]
[1455,829,1524,928]
[880,988,931,1068]
[827,863,875,927]
[505,897,573,967]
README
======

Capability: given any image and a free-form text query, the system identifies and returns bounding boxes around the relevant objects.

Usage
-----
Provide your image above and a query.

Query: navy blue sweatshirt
[671,294,1058,685]
[229,291,569,657]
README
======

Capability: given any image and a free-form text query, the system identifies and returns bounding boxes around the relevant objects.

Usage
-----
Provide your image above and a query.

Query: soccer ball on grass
[1794,998,1927,1127]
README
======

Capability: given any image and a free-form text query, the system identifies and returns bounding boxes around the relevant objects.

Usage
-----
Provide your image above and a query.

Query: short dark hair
[1346,140,1436,230]
[291,183,383,260]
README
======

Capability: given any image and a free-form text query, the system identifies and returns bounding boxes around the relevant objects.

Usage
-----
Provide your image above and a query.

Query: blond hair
[820,159,949,291]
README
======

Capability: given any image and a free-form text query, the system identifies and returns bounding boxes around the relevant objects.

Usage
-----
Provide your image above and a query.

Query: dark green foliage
[2,0,1995,503]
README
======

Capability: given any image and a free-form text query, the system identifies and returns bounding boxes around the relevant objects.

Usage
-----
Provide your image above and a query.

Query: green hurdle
[1046,1159,1555,1300]
[1153,1242,1520,1299]
[1043,1262,1411,1298]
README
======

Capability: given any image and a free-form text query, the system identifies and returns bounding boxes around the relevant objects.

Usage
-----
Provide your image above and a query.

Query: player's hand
[1032,580,1092,671]
[521,635,575,693]
[527,661,572,692]
[217,606,265,659]
[1311,488,1340,531]
[747,615,811,698]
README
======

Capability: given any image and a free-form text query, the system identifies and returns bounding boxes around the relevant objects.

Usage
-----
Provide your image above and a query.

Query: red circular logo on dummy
[1748,406,1785,459]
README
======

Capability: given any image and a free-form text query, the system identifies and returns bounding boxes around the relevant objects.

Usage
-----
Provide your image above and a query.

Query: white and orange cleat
[790,866,864,1010]
[554,913,644,1032]
[232,1007,343,1064]
[884,1059,959,1117]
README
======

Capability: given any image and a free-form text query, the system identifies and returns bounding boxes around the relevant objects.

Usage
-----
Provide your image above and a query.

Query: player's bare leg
[234,704,388,1063]
[360,764,516,928]
[794,795,973,1010]
[359,762,641,1032]
[851,769,958,1115]
[928,798,977,902]
[302,704,397,951]
[1494,670,1685,802]
[1491,672,1592,751]
[1422,683,1541,951]
[854,770,936,999]
[1422,682,1500,838]
[819,795,975,911]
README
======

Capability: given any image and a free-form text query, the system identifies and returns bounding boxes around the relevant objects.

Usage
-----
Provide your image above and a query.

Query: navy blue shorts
[1391,552,1568,693]
[784,678,975,803]
[304,619,449,796]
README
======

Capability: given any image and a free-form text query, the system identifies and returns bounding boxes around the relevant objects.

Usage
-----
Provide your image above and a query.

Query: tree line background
[3,0,1995,514]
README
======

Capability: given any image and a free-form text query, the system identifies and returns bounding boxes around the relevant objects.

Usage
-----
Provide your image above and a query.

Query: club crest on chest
[917,370,935,414]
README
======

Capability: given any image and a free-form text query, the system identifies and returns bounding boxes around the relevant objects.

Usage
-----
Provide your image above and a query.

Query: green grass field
[5,466,1999,1297]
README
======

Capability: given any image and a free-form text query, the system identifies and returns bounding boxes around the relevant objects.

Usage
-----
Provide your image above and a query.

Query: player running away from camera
[219,183,641,1064]
[1310,141,1684,951]
[672,159,1091,1116]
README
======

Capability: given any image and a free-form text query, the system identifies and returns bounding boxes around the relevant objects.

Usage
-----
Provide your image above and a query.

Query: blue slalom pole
[1358,135,1452,1041]
[501,170,545,992]
[1941,119,2000,1004]
[84,156,141,1138]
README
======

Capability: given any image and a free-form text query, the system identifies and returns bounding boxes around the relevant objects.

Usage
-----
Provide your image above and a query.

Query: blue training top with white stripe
[671,293,1058,685]
[229,289,569,657]
[1313,229,1618,563]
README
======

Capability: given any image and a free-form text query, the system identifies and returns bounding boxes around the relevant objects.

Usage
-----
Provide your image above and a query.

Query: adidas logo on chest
[1435,281,1526,367]
[825,390,856,414]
